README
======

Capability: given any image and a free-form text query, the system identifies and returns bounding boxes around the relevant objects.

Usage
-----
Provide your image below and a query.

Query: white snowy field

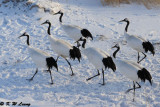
[0,0,160,106]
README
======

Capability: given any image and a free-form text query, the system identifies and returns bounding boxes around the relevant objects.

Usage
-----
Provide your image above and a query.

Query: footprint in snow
[110,17,114,20]
[16,19,28,26]
[98,24,105,28]
[149,31,157,37]
[95,35,109,41]
[110,24,115,26]
[2,18,11,26]
[111,30,118,35]
[0,18,3,26]
[0,35,6,41]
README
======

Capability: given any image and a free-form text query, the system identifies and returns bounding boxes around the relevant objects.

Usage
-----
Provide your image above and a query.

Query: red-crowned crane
[19,32,58,84]
[119,18,155,63]
[54,11,93,48]
[41,20,81,76]
[112,44,152,101]
[82,40,116,85]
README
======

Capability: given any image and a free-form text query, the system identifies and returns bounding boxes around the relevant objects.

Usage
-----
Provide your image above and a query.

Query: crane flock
[16,11,155,101]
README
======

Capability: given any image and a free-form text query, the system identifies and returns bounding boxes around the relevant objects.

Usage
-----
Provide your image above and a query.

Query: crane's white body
[27,46,52,69]
[60,23,83,41]
[47,34,73,58]
[124,31,146,53]
[113,58,141,82]
[82,47,110,70]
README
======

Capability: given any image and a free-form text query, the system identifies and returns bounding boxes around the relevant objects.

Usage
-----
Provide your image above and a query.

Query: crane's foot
[44,70,49,72]
[99,83,105,86]
[26,78,33,82]
[132,98,135,102]
[70,73,75,76]
[49,82,54,85]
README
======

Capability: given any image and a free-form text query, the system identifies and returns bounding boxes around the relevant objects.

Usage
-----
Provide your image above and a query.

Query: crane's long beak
[54,12,59,15]
[111,44,118,49]
[119,20,124,23]
[18,33,26,38]
[54,11,61,15]
[41,22,46,25]
[18,35,22,39]
[111,46,116,48]
[18,35,25,38]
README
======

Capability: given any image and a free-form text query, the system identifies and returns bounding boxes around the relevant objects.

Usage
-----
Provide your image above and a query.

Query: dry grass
[101,0,160,9]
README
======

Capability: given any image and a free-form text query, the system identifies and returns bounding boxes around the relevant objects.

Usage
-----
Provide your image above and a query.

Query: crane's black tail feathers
[142,41,155,55]
[46,57,58,71]
[81,29,93,40]
[102,57,116,72]
[137,68,152,85]
[70,46,81,62]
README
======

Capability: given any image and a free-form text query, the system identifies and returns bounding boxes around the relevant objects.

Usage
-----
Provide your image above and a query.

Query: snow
[0,0,160,106]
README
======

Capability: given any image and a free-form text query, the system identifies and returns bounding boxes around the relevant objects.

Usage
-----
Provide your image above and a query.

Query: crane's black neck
[82,39,86,48]
[125,21,129,32]
[25,34,30,46]
[113,47,120,58]
[47,22,51,35]
[59,13,63,23]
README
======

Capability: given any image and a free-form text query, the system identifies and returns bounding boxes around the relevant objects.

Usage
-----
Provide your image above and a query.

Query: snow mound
[28,0,61,14]
[1,0,61,14]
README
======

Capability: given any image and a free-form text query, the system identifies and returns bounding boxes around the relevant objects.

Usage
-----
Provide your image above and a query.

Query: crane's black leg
[78,37,86,48]
[138,52,146,63]
[86,70,100,81]
[133,82,141,101]
[126,82,141,93]
[125,82,136,101]
[65,59,74,76]
[27,68,38,81]
[76,37,86,48]
[125,82,141,101]
[134,82,141,101]
[81,39,86,48]
[101,69,105,85]
[137,52,140,63]
[135,82,141,89]
[133,81,136,101]
[56,56,59,62]
[48,70,53,84]
[77,41,81,48]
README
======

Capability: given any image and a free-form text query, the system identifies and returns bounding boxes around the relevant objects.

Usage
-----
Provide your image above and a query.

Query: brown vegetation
[101,0,160,9]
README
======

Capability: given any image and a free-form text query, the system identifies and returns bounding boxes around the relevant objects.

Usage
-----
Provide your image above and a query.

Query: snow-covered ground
[0,0,160,106]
